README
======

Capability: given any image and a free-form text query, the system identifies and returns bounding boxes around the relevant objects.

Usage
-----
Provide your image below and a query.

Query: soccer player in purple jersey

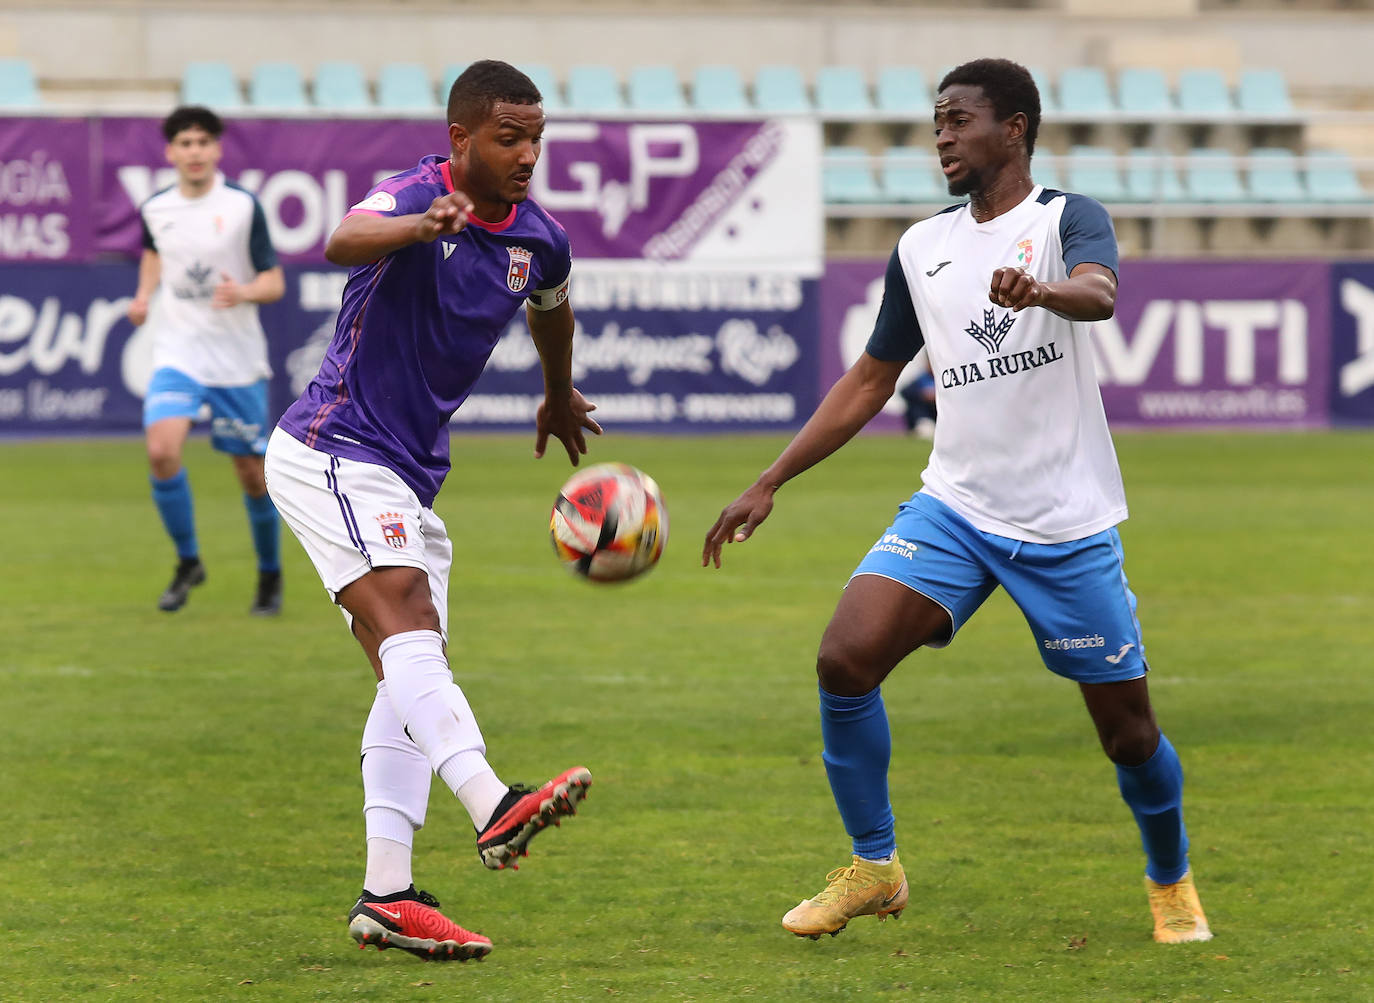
[264,61,601,961]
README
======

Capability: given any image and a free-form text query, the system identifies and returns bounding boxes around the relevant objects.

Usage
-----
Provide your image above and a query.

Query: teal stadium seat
[250,62,309,110]
[753,65,811,113]
[1177,69,1234,116]
[1029,68,1057,114]
[1067,146,1128,202]
[437,64,469,105]
[628,65,685,112]
[566,64,624,112]
[0,58,38,107]
[881,146,942,202]
[691,65,750,113]
[313,62,371,110]
[519,65,563,112]
[1117,68,1174,116]
[1237,69,1293,116]
[875,67,930,115]
[1033,152,1063,192]
[1184,148,1247,201]
[815,66,873,115]
[1057,67,1115,116]
[1247,148,1307,202]
[180,61,241,110]
[1126,149,1187,201]
[823,147,881,202]
[1305,150,1370,203]
[377,63,435,111]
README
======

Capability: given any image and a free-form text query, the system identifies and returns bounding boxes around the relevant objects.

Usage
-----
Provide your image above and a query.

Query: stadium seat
[377,63,436,111]
[1305,150,1370,202]
[566,64,624,112]
[1056,67,1115,116]
[179,61,241,110]
[1029,68,1057,114]
[1247,148,1307,202]
[881,146,942,202]
[1125,149,1187,201]
[875,66,930,115]
[1237,69,1294,116]
[313,62,371,110]
[1067,146,1128,202]
[753,65,812,113]
[815,66,873,115]
[438,63,469,105]
[520,64,563,111]
[1117,67,1174,116]
[1184,148,1248,201]
[628,65,686,112]
[691,65,749,113]
[823,147,881,202]
[249,62,309,110]
[1177,69,1234,116]
[1033,153,1063,192]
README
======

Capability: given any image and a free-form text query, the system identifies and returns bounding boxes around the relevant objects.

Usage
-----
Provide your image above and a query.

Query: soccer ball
[550,462,668,583]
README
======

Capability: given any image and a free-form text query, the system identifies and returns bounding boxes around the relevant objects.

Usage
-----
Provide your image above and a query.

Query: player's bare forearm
[128,250,161,325]
[990,262,1116,321]
[243,266,286,304]
[528,299,601,463]
[326,192,473,267]
[527,299,575,397]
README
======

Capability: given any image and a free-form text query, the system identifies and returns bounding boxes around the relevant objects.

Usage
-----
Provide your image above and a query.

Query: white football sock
[360,680,429,895]
[378,630,506,826]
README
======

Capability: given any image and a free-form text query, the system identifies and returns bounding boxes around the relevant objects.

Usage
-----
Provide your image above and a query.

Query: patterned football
[549,463,668,583]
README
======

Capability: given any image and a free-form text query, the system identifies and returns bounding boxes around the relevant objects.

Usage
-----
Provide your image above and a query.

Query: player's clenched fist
[989,266,1046,312]
[415,191,474,243]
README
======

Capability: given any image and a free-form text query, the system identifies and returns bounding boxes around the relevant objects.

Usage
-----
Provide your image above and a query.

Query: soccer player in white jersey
[265,61,600,961]
[703,59,1211,946]
[127,106,287,615]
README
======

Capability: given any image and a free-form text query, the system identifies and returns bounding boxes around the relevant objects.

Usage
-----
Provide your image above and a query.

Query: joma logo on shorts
[1043,634,1106,651]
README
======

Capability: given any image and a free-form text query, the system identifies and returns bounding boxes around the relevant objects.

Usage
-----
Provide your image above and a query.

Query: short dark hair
[938,59,1041,156]
[447,60,542,128]
[162,105,224,142]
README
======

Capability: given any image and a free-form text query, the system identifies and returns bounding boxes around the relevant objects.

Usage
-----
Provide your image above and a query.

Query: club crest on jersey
[376,513,408,549]
[1016,239,1033,266]
[506,246,533,292]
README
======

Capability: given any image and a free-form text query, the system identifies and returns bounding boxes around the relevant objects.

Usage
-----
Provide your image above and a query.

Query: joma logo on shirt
[940,342,1066,388]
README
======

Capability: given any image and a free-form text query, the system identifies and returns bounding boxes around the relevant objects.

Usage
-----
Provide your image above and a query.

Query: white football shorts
[264,427,451,636]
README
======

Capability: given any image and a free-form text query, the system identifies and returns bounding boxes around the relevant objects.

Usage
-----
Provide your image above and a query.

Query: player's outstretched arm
[701,352,905,569]
[325,191,475,267]
[989,262,1116,320]
[528,299,602,465]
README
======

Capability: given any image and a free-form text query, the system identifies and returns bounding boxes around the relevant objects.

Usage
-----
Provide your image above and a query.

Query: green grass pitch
[1,430,1370,1001]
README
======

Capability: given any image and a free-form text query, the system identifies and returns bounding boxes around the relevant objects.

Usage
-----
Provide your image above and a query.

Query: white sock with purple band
[361,680,429,895]
[377,629,507,828]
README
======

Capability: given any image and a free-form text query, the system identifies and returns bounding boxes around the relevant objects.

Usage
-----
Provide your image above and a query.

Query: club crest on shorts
[506,246,533,293]
[1016,239,1033,266]
[376,512,408,549]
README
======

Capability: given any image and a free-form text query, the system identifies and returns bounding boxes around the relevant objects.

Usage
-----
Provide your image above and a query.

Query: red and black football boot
[475,765,592,870]
[348,886,491,961]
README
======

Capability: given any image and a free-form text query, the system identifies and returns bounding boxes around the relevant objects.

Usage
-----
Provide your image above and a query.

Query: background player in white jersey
[127,106,287,615]
[703,59,1211,946]
[265,61,600,961]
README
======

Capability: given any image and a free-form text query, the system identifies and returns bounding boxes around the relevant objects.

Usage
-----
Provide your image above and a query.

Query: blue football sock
[243,491,281,574]
[819,685,896,859]
[151,470,198,560]
[1116,732,1190,885]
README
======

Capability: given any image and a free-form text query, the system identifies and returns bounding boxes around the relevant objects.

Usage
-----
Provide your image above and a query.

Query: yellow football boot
[782,854,909,939]
[1146,870,1213,944]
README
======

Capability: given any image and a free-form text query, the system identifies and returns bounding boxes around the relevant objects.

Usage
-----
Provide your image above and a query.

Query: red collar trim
[440,160,517,232]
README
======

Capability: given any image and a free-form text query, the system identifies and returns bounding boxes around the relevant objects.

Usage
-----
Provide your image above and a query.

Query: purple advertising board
[0,263,819,435]
[819,258,1336,429]
[1330,263,1374,425]
[0,115,821,269]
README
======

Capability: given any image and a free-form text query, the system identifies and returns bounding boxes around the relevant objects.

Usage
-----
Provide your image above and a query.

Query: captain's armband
[526,275,570,312]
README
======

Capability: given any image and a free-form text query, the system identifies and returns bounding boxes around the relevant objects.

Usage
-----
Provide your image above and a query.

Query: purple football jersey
[278,155,572,507]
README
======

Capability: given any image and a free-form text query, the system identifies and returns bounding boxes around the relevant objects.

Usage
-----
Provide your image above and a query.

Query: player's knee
[815,643,882,697]
[147,448,181,479]
[1100,719,1160,766]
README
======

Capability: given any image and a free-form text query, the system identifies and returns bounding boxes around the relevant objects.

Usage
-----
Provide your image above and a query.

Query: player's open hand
[535,387,602,465]
[702,483,776,568]
[416,191,473,243]
[989,266,1047,312]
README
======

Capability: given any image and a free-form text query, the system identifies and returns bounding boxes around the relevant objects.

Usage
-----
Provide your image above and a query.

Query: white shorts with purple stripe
[264,427,450,636]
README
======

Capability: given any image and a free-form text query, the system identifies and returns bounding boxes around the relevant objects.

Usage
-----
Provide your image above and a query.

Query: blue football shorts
[143,367,270,456]
[851,492,1147,684]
